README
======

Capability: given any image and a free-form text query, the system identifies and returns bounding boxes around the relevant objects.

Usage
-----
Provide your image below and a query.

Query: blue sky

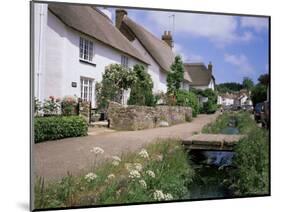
[109,8,269,84]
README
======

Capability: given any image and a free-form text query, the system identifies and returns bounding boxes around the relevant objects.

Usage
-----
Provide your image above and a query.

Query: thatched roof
[121,16,192,82]
[48,4,149,65]
[184,63,214,86]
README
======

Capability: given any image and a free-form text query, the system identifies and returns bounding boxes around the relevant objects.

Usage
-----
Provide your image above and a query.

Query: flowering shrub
[95,64,137,111]
[42,96,61,116]
[61,95,78,116]
[128,170,141,179]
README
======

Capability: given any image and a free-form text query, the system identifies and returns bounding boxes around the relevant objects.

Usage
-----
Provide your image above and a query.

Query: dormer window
[79,37,94,62]
[121,55,129,68]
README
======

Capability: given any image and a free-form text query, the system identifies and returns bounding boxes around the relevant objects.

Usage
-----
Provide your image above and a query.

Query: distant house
[115,9,192,93]
[33,4,149,107]
[184,62,215,91]
[217,93,235,106]
[234,90,253,106]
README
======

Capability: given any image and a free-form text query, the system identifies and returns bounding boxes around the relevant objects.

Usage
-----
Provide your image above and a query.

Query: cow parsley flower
[90,147,104,155]
[146,170,156,178]
[139,179,147,189]
[84,172,97,182]
[164,193,173,200]
[138,149,149,159]
[128,170,141,179]
[112,156,121,166]
[134,163,143,172]
[153,190,165,201]
[107,174,115,180]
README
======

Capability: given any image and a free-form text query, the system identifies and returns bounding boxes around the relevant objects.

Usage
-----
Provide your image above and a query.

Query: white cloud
[145,12,253,46]
[241,17,268,32]
[173,43,203,62]
[224,53,254,74]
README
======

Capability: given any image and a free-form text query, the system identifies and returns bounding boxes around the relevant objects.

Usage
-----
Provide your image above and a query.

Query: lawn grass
[34,139,194,209]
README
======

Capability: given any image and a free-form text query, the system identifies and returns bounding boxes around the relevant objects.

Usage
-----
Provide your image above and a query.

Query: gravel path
[33,113,219,181]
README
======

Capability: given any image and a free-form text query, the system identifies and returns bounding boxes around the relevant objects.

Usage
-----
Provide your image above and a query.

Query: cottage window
[80,37,94,62]
[80,77,93,102]
[121,55,129,68]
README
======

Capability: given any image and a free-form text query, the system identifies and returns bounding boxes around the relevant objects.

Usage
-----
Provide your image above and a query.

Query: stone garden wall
[108,101,192,130]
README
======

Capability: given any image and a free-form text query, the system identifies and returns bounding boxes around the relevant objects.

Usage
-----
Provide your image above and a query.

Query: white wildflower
[107,174,115,180]
[134,163,143,172]
[84,172,97,182]
[153,190,165,201]
[90,147,104,155]
[112,156,121,166]
[112,160,120,166]
[164,193,173,200]
[138,148,149,159]
[128,170,141,179]
[139,179,147,189]
[146,170,156,178]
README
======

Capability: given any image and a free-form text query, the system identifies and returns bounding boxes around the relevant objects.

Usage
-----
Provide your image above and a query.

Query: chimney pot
[115,9,127,29]
[162,30,173,48]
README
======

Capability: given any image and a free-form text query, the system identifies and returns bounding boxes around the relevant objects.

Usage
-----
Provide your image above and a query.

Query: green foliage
[96,64,137,111]
[258,73,269,86]
[128,64,155,106]
[242,77,254,90]
[34,116,88,143]
[202,112,230,133]
[192,88,218,114]
[216,82,243,93]
[201,112,269,196]
[251,84,267,106]
[232,113,269,195]
[34,140,194,209]
[167,55,184,94]
[175,90,199,117]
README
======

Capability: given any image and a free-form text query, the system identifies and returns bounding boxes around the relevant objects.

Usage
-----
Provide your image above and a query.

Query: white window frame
[121,55,129,68]
[80,77,94,102]
[79,37,94,62]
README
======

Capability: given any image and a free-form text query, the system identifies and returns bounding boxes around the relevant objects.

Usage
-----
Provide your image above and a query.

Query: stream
[186,118,238,200]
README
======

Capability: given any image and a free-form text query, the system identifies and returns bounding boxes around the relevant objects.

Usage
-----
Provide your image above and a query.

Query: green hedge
[175,90,199,117]
[34,116,88,143]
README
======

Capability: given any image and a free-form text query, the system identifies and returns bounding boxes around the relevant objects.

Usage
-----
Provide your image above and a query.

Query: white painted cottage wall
[131,39,168,93]
[35,4,144,107]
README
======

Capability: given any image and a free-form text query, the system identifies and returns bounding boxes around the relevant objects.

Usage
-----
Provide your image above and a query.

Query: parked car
[254,102,264,122]
[261,101,269,129]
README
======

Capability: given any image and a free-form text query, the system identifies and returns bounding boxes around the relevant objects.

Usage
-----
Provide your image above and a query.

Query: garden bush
[175,90,199,117]
[128,64,155,106]
[34,116,88,143]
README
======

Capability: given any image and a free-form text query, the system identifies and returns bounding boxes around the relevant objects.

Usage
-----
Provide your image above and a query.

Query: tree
[251,84,267,107]
[258,74,269,86]
[216,82,243,93]
[167,55,184,94]
[242,77,254,90]
[128,64,155,106]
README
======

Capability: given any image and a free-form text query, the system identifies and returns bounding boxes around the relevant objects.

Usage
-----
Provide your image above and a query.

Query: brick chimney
[115,9,127,29]
[162,30,173,48]
[208,62,213,72]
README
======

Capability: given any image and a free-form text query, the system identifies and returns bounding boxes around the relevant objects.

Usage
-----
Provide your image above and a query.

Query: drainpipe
[37,4,44,100]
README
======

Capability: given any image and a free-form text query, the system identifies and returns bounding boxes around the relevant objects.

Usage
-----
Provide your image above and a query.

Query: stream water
[186,118,238,200]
